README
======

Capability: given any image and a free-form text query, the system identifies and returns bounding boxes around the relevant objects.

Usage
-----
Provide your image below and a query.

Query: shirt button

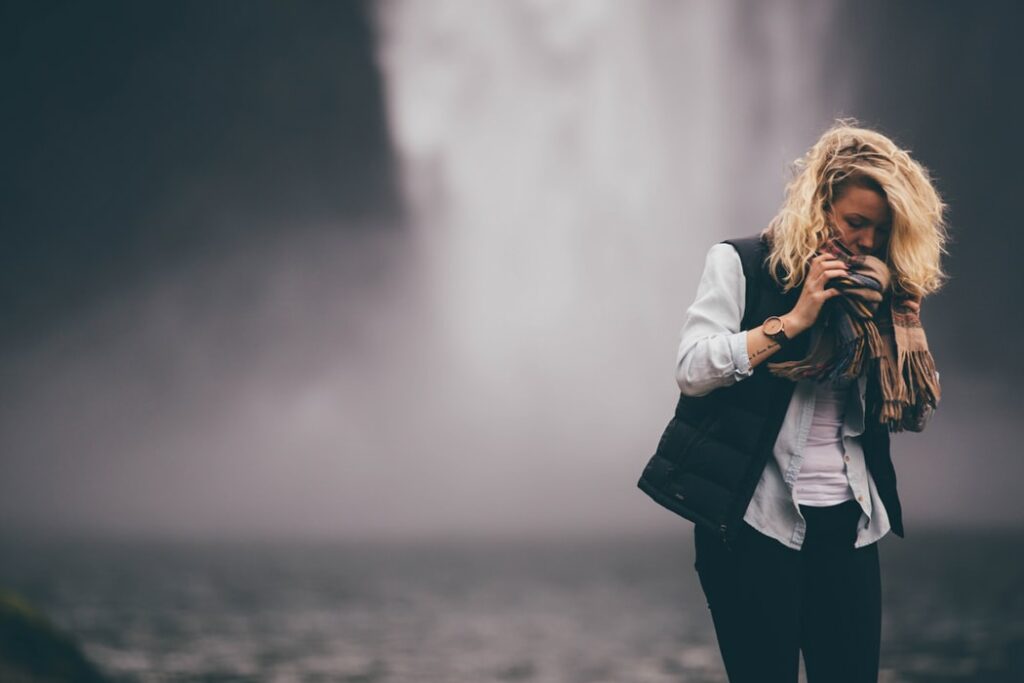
[857,495,864,502]
[844,455,851,463]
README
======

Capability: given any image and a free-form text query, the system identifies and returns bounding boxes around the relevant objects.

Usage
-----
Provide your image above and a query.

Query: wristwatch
[762,316,790,346]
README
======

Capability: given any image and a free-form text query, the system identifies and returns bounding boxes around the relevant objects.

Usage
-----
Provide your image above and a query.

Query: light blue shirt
[675,243,891,550]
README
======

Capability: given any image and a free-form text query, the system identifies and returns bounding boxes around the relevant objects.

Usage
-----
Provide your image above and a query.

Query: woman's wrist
[781,312,811,338]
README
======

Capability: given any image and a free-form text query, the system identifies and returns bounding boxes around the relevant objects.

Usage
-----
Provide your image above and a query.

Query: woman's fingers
[809,257,848,277]
[813,252,848,263]
[815,258,848,273]
[793,252,853,327]
[902,299,921,313]
[809,267,850,289]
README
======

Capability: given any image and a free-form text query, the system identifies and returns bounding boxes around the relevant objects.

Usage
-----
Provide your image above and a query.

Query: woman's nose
[858,227,876,253]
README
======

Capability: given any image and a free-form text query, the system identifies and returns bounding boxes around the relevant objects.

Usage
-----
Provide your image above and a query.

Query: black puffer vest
[637,234,904,547]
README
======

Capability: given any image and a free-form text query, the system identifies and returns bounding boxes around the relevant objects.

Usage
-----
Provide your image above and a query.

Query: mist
[2,0,1021,543]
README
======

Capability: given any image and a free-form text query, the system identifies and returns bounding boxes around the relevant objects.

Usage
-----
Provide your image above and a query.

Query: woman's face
[826,184,892,257]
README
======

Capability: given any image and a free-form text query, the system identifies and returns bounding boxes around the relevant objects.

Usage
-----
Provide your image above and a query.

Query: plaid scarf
[767,238,941,432]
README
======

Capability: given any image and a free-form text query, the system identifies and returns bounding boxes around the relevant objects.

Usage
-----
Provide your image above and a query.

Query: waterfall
[370,0,845,535]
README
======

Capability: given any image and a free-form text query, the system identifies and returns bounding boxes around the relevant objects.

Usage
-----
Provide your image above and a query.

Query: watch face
[764,317,783,335]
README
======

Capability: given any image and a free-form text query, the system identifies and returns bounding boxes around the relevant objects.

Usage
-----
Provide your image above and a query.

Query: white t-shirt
[796,379,856,506]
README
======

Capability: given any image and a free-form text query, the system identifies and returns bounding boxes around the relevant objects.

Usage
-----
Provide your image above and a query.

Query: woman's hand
[782,253,850,335]
[897,297,921,315]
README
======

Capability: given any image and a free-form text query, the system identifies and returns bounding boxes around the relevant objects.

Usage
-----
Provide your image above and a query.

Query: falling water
[369,0,846,537]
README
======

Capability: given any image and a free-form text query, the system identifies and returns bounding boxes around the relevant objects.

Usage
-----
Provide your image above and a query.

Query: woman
[639,121,948,683]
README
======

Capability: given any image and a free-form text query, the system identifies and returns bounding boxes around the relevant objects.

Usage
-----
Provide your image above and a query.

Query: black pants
[693,500,881,683]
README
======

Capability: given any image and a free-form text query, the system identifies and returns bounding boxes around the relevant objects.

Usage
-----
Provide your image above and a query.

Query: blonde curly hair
[763,119,949,298]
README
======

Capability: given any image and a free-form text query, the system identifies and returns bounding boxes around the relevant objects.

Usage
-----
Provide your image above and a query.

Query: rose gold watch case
[763,316,784,336]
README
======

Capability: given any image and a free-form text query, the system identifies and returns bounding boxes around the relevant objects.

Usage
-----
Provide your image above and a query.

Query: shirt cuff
[729,331,753,380]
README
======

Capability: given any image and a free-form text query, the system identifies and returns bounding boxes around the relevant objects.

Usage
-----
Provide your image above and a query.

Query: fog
[2,0,1021,542]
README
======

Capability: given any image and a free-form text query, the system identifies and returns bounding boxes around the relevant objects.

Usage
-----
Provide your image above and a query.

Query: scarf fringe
[876,348,940,432]
[903,348,941,408]
[865,321,886,360]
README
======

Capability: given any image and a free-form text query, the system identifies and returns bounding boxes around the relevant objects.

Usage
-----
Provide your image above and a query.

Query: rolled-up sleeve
[675,243,754,397]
